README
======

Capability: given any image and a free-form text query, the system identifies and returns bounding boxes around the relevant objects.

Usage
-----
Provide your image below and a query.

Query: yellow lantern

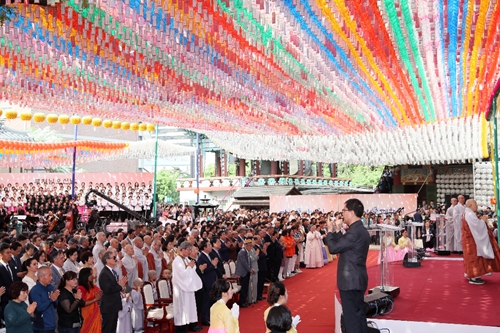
[121,122,130,130]
[20,112,32,121]
[46,114,59,123]
[33,113,46,122]
[92,118,103,127]
[112,121,121,129]
[82,116,92,125]
[130,123,139,131]
[58,115,70,125]
[70,115,81,125]
[5,110,18,119]
[146,124,155,132]
[0,109,2,117]
[138,123,147,131]
[103,120,113,128]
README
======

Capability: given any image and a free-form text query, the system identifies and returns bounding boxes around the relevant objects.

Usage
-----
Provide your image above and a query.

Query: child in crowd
[131,278,145,332]
[117,291,132,333]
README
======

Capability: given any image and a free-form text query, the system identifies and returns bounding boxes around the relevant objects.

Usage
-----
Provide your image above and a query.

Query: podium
[404,222,423,267]
[435,214,450,255]
[369,224,402,299]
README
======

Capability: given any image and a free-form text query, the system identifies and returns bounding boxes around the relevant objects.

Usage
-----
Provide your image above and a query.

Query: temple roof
[0,121,33,142]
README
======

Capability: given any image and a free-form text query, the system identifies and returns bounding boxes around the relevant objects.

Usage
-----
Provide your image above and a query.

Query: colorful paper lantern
[82,116,92,125]
[112,121,121,129]
[103,120,113,128]
[138,123,147,132]
[130,123,139,131]
[146,124,155,132]
[33,113,46,123]
[121,122,130,130]
[20,112,32,121]
[46,114,59,123]
[0,110,2,117]
[58,115,70,125]
[4,110,18,119]
[70,116,81,125]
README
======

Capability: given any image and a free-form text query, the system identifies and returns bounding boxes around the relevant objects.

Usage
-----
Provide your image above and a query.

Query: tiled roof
[0,121,33,142]
[233,186,302,199]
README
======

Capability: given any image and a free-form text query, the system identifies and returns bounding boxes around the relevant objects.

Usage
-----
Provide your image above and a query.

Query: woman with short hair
[266,305,293,333]
[4,281,37,333]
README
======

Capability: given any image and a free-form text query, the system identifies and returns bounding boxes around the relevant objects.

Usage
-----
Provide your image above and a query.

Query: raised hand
[27,302,37,315]
[50,290,60,301]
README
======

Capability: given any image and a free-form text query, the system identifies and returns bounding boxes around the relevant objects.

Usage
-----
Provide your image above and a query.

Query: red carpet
[368,258,500,326]
[198,250,380,333]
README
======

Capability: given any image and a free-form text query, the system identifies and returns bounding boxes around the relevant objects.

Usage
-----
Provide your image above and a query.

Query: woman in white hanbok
[305,225,324,268]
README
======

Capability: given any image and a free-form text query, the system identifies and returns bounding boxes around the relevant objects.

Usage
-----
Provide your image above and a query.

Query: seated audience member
[208,279,239,333]
[264,282,300,333]
[266,305,294,333]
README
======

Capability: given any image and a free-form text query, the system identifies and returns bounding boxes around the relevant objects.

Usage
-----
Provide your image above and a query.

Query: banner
[0,173,154,186]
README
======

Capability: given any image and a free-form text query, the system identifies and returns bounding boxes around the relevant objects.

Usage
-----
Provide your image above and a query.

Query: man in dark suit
[197,239,219,325]
[326,199,370,333]
[210,237,226,279]
[0,242,19,320]
[99,250,128,333]
[254,235,268,301]
[217,231,230,263]
[234,238,254,308]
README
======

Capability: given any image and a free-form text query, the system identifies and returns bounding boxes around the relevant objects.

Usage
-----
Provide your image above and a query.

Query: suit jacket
[197,252,218,290]
[50,265,65,290]
[255,244,268,272]
[99,266,123,314]
[219,241,229,262]
[210,249,225,279]
[325,220,370,291]
[0,261,19,318]
[234,248,251,278]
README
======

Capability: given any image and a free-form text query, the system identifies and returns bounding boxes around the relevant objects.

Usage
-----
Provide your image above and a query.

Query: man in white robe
[122,245,138,289]
[445,198,457,251]
[453,195,466,252]
[133,237,149,279]
[172,241,203,333]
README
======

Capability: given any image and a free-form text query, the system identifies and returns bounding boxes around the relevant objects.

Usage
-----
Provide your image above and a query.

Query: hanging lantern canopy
[146,124,155,132]
[20,112,32,121]
[121,122,130,130]
[130,123,139,131]
[33,113,46,122]
[92,118,103,127]
[70,116,81,125]
[5,110,18,119]
[112,121,121,129]
[59,115,70,125]
[82,116,92,125]
[46,114,59,123]
[103,120,113,128]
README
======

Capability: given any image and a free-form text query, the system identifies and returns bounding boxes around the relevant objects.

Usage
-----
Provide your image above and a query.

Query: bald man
[446,198,457,251]
[452,195,466,253]
[462,199,500,284]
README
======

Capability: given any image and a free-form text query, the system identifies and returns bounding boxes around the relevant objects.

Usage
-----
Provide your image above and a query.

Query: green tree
[156,168,190,203]
[204,163,215,177]
[337,164,383,187]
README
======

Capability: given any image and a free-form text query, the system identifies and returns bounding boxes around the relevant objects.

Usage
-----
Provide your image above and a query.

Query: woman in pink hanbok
[305,225,324,268]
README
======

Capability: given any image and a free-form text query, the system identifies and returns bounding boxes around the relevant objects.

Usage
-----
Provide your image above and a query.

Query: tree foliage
[156,168,190,203]
[337,164,383,186]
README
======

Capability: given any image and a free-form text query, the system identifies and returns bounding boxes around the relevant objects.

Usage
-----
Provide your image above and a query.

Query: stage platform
[335,255,500,333]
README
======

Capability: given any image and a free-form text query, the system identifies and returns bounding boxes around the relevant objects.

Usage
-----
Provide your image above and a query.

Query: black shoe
[468,277,485,285]
[201,321,211,326]
[257,297,265,301]
[239,303,249,308]
[188,325,202,332]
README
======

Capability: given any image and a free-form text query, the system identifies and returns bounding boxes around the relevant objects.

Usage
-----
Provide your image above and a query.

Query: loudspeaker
[403,253,421,268]
[364,292,394,317]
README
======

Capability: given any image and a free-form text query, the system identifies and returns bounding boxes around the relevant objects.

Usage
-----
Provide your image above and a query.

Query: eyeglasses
[342,209,350,212]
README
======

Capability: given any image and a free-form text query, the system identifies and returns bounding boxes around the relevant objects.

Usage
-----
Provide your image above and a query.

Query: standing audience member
[99,250,128,333]
[207,279,239,333]
[234,239,254,308]
[453,195,466,254]
[57,271,85,333]
[446,198,457,251]
[0,243,17,320]
[304,225,324,268]
[4,281,37,333]
[326,199,370,333]
[77,268,102,333]
[62,249,80,274]
[172,241,203,333]
[247,241,259,304]
[197,239,219,326]
[116,291,132,333]
[49,251,65,290]
[130,278,144,332]
[22,258,38,290]
[30,266,60,333]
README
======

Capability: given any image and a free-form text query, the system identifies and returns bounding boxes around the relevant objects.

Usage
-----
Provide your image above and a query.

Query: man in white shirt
[453,195,466,253]
[446,198,457,251]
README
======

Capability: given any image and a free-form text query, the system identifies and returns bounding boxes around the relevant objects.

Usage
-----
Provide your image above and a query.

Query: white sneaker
[278,276,285,281]
[296,269,302,273]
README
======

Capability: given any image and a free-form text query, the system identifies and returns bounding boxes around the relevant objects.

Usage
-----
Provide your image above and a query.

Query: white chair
[141,282,174,333]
